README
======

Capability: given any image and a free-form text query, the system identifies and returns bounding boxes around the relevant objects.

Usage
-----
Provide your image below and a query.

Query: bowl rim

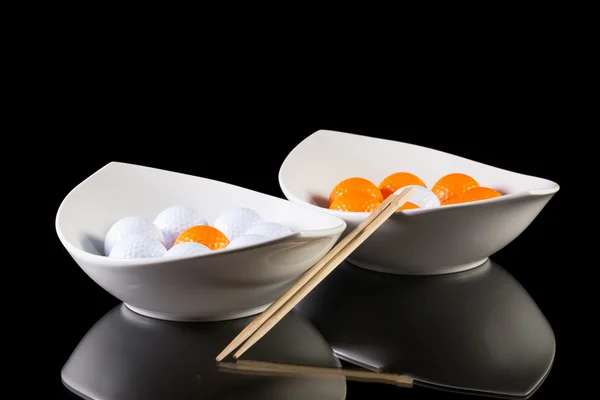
[55,161,347,268]
[278,129,560,218]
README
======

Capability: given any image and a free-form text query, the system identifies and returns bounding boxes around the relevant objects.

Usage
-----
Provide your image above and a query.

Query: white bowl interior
[280,130,559,209]
[57,162,345,257]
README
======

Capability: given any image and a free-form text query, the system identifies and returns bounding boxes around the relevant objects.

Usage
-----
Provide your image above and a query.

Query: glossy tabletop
[60,256,556,400]
[296,259,555,399]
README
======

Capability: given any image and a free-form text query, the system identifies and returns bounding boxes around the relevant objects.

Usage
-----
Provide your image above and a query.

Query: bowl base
[124,302,271,322]
[347,257,489,276]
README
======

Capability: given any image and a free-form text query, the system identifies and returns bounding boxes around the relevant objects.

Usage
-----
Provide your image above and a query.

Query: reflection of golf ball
[154,205,208,249]
[213,207,263,241]
[164,242,211,257]
[246,222,292,239]
[395,185,440,208]
[228,234,268,249]
[109,234,167,259]
[104,216,166,256]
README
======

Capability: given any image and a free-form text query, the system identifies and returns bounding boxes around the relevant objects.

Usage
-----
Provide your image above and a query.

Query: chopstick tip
[215,352,227,362]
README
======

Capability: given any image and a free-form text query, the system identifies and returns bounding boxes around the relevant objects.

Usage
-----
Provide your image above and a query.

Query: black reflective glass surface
[62,305,346,399]
[296,259,555,399]
[60,257,556,400]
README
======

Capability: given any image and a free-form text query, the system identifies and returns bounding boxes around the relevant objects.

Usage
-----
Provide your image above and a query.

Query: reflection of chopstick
[224,187,414,360]
[213,188,414,362]
[218,360,413,388]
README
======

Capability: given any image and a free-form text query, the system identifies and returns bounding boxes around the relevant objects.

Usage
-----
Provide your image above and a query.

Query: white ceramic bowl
[55,162,346,321]
[278,129,560,275]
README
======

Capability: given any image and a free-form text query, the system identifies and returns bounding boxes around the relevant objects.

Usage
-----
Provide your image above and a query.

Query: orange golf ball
[174,225,229,250]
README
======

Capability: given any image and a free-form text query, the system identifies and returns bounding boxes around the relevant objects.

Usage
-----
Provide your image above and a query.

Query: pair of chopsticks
[216,187,415,362]
[218,360,413,388]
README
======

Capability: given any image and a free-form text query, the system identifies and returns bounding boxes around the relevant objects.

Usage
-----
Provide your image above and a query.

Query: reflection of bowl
[61,304,346,400]
[55,162,346,321]
[296,259,555,399]
[279,129,560,275]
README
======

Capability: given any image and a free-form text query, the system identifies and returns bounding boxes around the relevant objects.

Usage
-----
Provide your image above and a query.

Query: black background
[52,127,565,399]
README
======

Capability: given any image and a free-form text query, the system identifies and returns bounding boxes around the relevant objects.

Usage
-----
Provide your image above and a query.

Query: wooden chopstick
[218,360,413,387]
[231,188,415,360]
[215,187,413,362]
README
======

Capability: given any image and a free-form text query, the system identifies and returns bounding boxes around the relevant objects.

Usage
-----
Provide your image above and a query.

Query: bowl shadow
[310,193,329,208]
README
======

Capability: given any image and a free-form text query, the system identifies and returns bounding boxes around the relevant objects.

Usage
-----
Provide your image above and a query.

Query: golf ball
[154,205,208,249]
[164,242,211,257]
[104,216,166,256]
[212,207,263,241]
[108,234,167,259]
[246,222,292,239]
[227,234,268,249]
[395,185,440,208]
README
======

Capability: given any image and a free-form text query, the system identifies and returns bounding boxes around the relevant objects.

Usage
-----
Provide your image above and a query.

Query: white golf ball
[395,185,440,208]
[246,222,292,239]
[104,216,166,256]
[154,205,208,249]
[108,234,167,259]
[164,242,211,257]
[212,207,263,241]
[227,234,268,249]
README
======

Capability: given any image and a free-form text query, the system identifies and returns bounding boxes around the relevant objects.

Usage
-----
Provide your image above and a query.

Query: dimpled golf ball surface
[395,185,441,208]
[108,234,167,259]
[164,242,211,257]
[246,222,292,239]
[227,234,268,249]
[104,216,166,256]
[153,205,208,249]
[212,207,263,241]
[174,225,230,250]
